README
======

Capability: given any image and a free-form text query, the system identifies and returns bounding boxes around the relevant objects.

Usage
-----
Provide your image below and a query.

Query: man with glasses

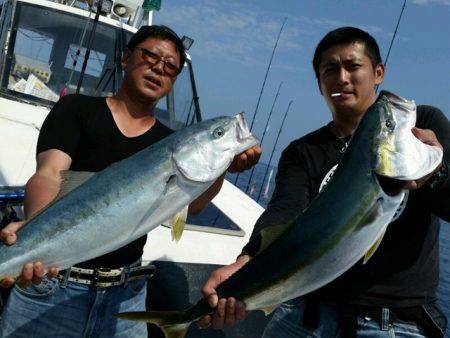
[0,25,261,337]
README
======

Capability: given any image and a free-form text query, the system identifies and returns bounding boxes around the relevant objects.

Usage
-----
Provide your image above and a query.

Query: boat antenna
[233,16,287,187]
[245,81,283,195]
[256,100,292,203]
[376,0,407,92]
[76,0,104,94]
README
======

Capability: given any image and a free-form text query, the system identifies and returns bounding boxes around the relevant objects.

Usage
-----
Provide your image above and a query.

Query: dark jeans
[262,298,445,338]
[0,271,147,337]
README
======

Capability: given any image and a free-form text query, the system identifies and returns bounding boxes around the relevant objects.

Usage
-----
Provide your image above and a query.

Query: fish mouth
[235,112,259,148]
[374,90,443,181]
[236,112,251,139]
[383,91,415,112]
[375,174,407,196]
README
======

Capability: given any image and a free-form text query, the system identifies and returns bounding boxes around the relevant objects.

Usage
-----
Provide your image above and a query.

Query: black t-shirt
[243,105,450,308]
[37,94,173,268]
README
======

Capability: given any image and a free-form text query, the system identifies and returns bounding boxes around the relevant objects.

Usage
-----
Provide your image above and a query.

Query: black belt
[58,264,156,288]
[340,304,446,338]
[357,306,418,326]
[341,306,404,337]
[301,299,446,338]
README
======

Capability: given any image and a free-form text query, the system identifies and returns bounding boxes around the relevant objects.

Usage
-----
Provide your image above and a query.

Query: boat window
[163,165,277,236]
[0,2,133,106]
[184,203,245,236]
[64,44,107,78]
[165,166,279,237]
[161,202,245,237]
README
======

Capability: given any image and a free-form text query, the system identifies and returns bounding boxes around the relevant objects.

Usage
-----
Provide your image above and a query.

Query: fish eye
[213,127,225,139]
[385,119,395,130]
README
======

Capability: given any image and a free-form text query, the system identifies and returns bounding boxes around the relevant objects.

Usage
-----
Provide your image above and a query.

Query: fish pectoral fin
[170,207,188,242]
[357,198,386,264]
[58,170,96,200]
[114,310,191,338]
[258,222,292,255]
[259,304,279,315]
[363,228,387,264]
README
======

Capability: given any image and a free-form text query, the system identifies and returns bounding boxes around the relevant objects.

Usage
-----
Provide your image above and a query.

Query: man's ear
[374,63,385,85]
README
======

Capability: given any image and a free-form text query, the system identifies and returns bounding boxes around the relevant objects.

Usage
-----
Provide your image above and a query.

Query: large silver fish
[0,113,258,278]
[115,91,443,338]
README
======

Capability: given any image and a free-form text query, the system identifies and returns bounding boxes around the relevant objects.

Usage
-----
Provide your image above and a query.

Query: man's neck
[331,94,377,137]
[114,87,157,120]
[330,113,361,138]
[106,88,158,137]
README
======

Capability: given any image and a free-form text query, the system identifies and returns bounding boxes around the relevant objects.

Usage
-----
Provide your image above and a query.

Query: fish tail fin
[114,310,191,338]
[159,323,190,338]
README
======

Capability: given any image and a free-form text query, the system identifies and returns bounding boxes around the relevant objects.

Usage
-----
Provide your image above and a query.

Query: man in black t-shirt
[0,25,261,337]
[199,27,449,337]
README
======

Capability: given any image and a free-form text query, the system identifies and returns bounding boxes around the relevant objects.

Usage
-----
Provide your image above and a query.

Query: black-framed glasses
[137,47,181,76]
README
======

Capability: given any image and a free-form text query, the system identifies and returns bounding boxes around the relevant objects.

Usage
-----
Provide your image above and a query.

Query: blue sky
[154,0,450,164]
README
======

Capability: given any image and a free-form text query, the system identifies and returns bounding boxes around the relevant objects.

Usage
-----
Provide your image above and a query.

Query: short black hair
[127,25,186,72]
[312,26,382,79]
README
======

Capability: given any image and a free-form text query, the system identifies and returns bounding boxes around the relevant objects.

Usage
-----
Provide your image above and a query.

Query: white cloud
[155,1,293,66]
[153,1,386,68]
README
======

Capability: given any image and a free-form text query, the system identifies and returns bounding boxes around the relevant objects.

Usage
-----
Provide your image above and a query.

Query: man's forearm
[24,173,61,219]
[188,173,226,215]
[236,254,251,265]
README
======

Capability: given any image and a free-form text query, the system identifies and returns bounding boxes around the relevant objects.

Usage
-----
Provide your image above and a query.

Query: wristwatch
[427,161,448,190]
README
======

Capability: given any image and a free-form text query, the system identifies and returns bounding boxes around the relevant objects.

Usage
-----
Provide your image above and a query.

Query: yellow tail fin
[114,310,191,338]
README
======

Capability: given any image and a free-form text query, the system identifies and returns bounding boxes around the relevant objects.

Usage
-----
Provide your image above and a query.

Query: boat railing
[0,185,24,226]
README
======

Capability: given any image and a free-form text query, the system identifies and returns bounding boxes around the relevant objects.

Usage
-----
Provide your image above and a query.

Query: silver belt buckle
[94,267,126,288]
[62,267,92,285]
[61,266,132,288]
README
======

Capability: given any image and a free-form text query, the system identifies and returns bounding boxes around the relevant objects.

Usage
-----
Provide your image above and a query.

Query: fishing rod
[76,0,104,94]
[256,100,292,203]
[61,4,93,96]
[376,0,407,92]
[233,16,287,187]
[245,81,283,195]
[211,83,284,227]
[93,25,126,95]
[248,17,287,132]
